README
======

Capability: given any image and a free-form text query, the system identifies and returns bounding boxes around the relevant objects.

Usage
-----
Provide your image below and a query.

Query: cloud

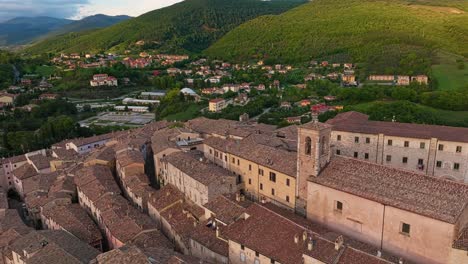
[73,0,184,19]
[0,0,89,21]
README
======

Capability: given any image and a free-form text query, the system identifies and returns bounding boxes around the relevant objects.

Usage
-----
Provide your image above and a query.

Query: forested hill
[25,0,306,54]
[206,0,468,69]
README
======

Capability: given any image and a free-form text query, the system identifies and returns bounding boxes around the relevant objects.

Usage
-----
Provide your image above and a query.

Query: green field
[432,51,468,90]
[163,103,203,122]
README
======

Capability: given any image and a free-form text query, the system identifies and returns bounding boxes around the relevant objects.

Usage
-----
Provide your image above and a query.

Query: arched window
[321,136,327,155]
[305,137,312,155]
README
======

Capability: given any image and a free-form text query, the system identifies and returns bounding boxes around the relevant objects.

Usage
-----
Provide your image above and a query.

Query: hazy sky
[0,0,184,21]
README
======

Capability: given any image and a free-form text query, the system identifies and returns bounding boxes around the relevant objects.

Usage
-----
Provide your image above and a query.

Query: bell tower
[296,113,332,201]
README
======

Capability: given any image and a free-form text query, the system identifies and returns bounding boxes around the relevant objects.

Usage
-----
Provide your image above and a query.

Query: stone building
[327,112,468,183]
[160,151,237,206]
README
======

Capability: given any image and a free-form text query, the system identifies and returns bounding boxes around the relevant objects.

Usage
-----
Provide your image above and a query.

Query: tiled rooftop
[148,184,184,212]
[116,149,144,168]
[204,135,297,177]
[163,151,236,187]
[327,111,468,143]
[42,204,102,244]
[203,195,249,225]
[312,156,468,223]
[10,230,99,264]
[12,163,38,180]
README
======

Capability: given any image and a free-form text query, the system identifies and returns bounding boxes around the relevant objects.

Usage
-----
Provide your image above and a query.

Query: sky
[0,0,184,22]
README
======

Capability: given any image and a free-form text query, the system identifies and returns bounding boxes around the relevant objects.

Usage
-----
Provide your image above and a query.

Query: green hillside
[206,0,468,72]
[25,0,305,54]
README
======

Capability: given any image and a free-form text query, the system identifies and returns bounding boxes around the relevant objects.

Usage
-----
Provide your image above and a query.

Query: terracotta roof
[312,156,468,223]
[74,165,121,202]
[151,127,186,154]
[41,204,102,244]
[224,204,340,264]
[52,148,78,160]
[0,210,31,234]
[203,195,249,225]
[3,155,27,164]
[204,135,297,177]
[148,184,184,212]
[70,133,113,147]
[185,117,275,139]
[22,172,59,195]
[86,146,115,163]
[163,151,236,187]
[453,227,468,251]
[160,203,197,246]
[190,221,228,256]
[12,164,38,180]
[337,247,394,264]
[128,230,173,250]
[116,149,144,168]
[28,154,53,170]
[10,230,99,264]
[327,111,468,143]
[95,195,157,244]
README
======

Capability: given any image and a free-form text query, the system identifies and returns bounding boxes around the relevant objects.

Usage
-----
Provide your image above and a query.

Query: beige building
[328,111,468,183]
[209,98,227,112]
[306,156,468,264]
[203,135,297,209]
[0,93,16,106]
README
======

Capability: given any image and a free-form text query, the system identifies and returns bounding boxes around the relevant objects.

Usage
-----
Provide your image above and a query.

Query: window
[259,169,264,176]
[286,178,290,186]
[335,201,343,212]
[420,142,425,149]
[260,184,263,190]
[248,179,252,185]
[354,137,359,143]
[241,245,245,250]
[214,151,218,158]
[400,222,411,235]
[386,155,392,162]
[337,135,342,141]
[354,152,358,158]
[438,144,444,151]
[255,252,259,257]
[436,161,442,168]
[366,137,370,144]
[404,141,409,147]
[402,157,408,163]
[271,260,275,264]
[305,137,312,155]
[364,153,369,160]
[237,159,240,166]
[336,149,341,155]
[387,139,393,146]
[418,159,424,165]
[456,146,462,153]
[454,163,460,170]
[269,172,276,182]
[286,196,290,202]
[232,157,235,164]
[271,188,275,196]
[249,164,252,171]
[240,252,246,262]
[225,156,227,162]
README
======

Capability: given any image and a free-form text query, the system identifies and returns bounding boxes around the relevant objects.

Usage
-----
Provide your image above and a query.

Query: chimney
[294,234,299,244]
[236,193,240,202]
[311,111,319,123]
[334,235,344,251]
[302,231,307,242]
[216,227,220,238]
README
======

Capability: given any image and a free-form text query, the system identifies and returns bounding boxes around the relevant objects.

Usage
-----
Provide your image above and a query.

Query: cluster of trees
[0,100,92,157]
[308,79,468,111]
